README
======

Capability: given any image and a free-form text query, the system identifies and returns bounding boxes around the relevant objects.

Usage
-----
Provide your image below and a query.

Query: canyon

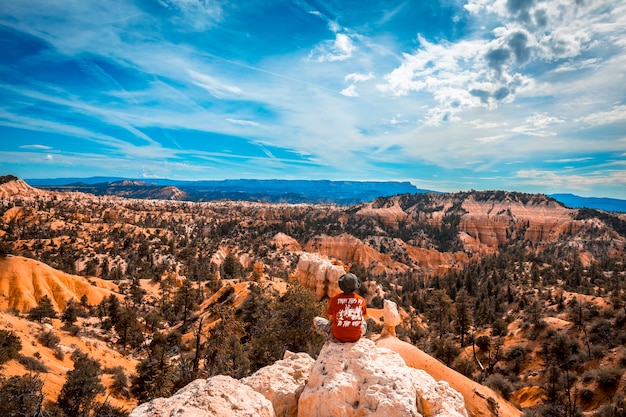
[1,176,625,417]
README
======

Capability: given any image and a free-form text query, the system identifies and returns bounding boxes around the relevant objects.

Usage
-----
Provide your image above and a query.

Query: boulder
[243,351,315,417]
[297,338,467,417]
[129,375,275,417]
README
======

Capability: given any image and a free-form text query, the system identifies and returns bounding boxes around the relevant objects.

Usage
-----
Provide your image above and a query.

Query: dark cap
[338,273,361,294]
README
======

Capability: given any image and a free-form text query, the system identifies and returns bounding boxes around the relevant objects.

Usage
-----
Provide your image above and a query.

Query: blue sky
[1,0,625,199]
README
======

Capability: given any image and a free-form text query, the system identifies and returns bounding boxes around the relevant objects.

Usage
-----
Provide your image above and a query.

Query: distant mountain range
[25,177,428,206]
[23,177,626,212]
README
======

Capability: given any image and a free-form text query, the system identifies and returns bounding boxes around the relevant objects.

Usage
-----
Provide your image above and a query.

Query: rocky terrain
[1,175,625,417]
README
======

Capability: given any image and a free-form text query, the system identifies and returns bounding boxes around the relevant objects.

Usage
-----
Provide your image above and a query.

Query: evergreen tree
[203,305,250,378]
[0,374,44,417]
[27,295,58,323]
[131,332,175,404]
[105,294,122,328]
[272,282,325,355]
[173,279,199,329]
[127,278,146,308]
[61,299,83,326]
[222,253,243,279]
[454,289,472,347]
[427,289,453,338]
[57,352,105,417]
[115,308,143,351]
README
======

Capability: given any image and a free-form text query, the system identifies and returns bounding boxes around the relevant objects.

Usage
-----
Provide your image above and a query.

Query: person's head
[338,273,361,294]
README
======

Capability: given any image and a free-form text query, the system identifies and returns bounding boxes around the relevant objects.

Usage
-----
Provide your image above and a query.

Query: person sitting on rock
[314,273,367,343]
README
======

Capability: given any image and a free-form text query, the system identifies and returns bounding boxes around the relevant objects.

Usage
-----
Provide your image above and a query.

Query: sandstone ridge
[130,337,471,417]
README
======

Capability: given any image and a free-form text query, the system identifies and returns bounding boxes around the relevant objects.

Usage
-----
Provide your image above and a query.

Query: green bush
[475,335,491,351]
[596,366,624,391]
[578,388,594,404]
[0,330,22,365]
[18,355,48,372]
[485,373,514,400]
[452,357,477,378]
[37,330,60,348]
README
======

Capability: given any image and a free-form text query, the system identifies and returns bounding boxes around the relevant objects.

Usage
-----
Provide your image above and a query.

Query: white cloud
[226,118,261,127]
[309,33,356,62]
[475,134,507,143]
[510,113,565,137]
[545,157,594,163]
[188,70,243,97]
[576,105,626,126]
[19,144,53,150]
[158,0,223,31]
[554,58,598,73]
[340,84,358,97]
[516,168,626,191]
[345,72,374,83]
[377,0,626,126]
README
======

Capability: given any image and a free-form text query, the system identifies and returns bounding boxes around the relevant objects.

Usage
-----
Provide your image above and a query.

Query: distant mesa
[24,176,430,205]
[16,175,626,212]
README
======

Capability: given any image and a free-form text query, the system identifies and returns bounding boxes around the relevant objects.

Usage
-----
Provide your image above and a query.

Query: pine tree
[0,374,44,416]
[173,279,199,329]
[203,305,250,378]
[454,289,472,347]
[57,352,105,417]
[427,289,453,339]
[131,332,175,404]
[115,308,143,351]
[27,295,58,323]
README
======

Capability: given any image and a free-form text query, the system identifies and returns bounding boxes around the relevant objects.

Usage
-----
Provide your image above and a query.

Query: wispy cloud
[576,105,626,126]
[1,0,625,198]
[188,70,243,97]
[309,33,356,62]
[19,145,54,150]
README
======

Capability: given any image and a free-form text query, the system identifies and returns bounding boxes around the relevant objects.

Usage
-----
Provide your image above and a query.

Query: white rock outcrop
[129,375,276,417]
[382,299,402,336]
[243,351,316,417]
[297,338,468,417]
[130,331,469,417]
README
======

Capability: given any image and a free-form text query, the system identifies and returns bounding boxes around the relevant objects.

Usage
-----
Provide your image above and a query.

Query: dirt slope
[0,255,118,312]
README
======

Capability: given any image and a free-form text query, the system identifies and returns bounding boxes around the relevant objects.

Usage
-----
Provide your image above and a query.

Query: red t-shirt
[327,293,367,343]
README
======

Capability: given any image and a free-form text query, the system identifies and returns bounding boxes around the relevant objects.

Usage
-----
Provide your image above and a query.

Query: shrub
[108,366,130,398]
[475,335,491,351]
[37,330,60,348]
[0,241,12,257]
[578,388,594,404]
[0,330,22,365]
[596,394,626,417]
[505,345,526,374]
[452,357,477,378]
[18,355,48,372]
[491,318,508,337]
[485,373,514,400]
[596,366,623,391]
[53,347,65,361]
[62,323,81,336]
[591,344,607,359]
